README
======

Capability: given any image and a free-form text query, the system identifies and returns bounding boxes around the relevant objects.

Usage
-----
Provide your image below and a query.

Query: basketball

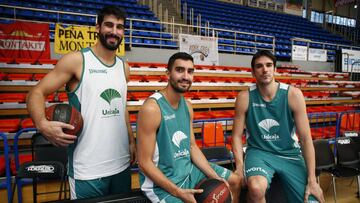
[45,104,83,136]
[194,178,231,203]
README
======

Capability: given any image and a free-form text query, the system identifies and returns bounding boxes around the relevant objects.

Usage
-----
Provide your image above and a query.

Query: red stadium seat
[210,110,234,119]
[38,59,58,65]
[20,118,35,129]
[194,111,211,120]
[0,72,7,80]
[340,112,360,135]
[202,122,226,147]
[7,73,33,81]
[128,92,152,101]
[0,156,5,175]
[129,75,145,82]
[129,114,137,123]
[33,73,47,81]
[56,92,68,102]
[128,62,166,69]
[0,119,21,132]
[10,154,33,175]
[0,93,27,103]
[311,126,336,139]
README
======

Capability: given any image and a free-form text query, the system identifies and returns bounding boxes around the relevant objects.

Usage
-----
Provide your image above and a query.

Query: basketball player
[137,52,241,203]
[27,6,136,199]
[232,50,324,203]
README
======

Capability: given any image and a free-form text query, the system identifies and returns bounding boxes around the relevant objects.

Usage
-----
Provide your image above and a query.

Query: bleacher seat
[0,119,21,133]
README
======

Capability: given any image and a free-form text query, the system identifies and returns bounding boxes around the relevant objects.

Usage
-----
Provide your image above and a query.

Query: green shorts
[69,167,131,200]
[146,163,230,203]
[244,148,319,203]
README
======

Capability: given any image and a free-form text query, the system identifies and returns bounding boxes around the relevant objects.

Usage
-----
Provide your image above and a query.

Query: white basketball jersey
[67,48,129,180]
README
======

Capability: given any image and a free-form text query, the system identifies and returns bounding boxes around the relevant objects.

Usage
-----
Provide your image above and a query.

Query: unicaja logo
[100,88,121,116]
[100,88,121,105]
[172,131,187,148]
[258,119,279,132]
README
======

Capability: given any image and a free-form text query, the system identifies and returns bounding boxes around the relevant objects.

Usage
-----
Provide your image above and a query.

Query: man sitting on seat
[232,50,324,203]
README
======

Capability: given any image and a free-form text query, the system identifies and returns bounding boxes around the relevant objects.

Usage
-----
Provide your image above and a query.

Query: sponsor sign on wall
[291,45,308,61]
[308,48,327,62]
[55,24,125,56]
[341,49,360,72]
[0,21,50,59]
[179,34,219,66]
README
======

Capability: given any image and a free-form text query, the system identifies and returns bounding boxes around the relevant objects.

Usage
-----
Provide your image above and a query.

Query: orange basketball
[45,104,83,136]
[194,178,231,203]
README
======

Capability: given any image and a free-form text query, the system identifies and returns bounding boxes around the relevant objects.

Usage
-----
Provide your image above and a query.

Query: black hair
[167,52,194,70]
[251,50,276,69]
[97,6,127,25]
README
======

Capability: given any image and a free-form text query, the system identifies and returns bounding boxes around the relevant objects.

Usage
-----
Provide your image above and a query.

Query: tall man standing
[27,6,136,199]
[232,50,324,203]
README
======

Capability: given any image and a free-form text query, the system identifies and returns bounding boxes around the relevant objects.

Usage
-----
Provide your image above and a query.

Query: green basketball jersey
[140,92,193,199]
[246,83,301,156]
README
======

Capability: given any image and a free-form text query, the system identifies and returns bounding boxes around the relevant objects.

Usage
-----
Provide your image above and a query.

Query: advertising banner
[0,21,50,59]
[308,48,327,62]
[179,34,219,66]
[292,45,308,61]
[55,24,125,56]
[341,49,360,72]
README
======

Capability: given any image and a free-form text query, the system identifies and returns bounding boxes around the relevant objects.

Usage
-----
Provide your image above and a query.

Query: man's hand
[129,141,137,165]
[304,181,325,203]
[177,188,203,203]
[38,120,77,147]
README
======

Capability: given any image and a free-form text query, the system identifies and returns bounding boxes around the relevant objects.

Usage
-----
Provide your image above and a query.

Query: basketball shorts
[69,166,131,200]
[244,148,319,203]
[146,163,230,203]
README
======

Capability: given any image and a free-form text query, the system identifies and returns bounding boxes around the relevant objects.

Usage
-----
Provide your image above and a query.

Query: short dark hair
[97,6,127,25]
[167,52,194,70]
[251,50,276,69]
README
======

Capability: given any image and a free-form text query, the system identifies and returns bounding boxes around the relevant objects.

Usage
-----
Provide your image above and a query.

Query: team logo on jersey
[258,119,279,132]
[172,131,189,159]
[172,131,187,148]
[100,88,121,105]
[258,119,280,141]
[100,88,121,117]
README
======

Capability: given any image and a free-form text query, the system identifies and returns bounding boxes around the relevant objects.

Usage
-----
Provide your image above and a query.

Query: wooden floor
[1,173,359,202]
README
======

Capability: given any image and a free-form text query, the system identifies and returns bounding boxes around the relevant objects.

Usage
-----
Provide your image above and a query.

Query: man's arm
[26,52,81,147]
[137,99,201,203]
[231,91,248,183]
[186,101,222,179]
[288,87,324,203]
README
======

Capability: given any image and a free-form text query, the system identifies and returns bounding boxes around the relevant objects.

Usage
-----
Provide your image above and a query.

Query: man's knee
[247,176,267,199]
[228,173,241,191]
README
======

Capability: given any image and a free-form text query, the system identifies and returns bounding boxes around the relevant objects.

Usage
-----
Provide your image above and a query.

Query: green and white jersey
[246,83,301,156]
[140,92,192,202]
[66,48,129,180]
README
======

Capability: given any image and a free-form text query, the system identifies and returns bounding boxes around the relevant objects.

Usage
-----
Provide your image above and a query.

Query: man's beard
[169,78,192,93]
[98,32,122,51]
